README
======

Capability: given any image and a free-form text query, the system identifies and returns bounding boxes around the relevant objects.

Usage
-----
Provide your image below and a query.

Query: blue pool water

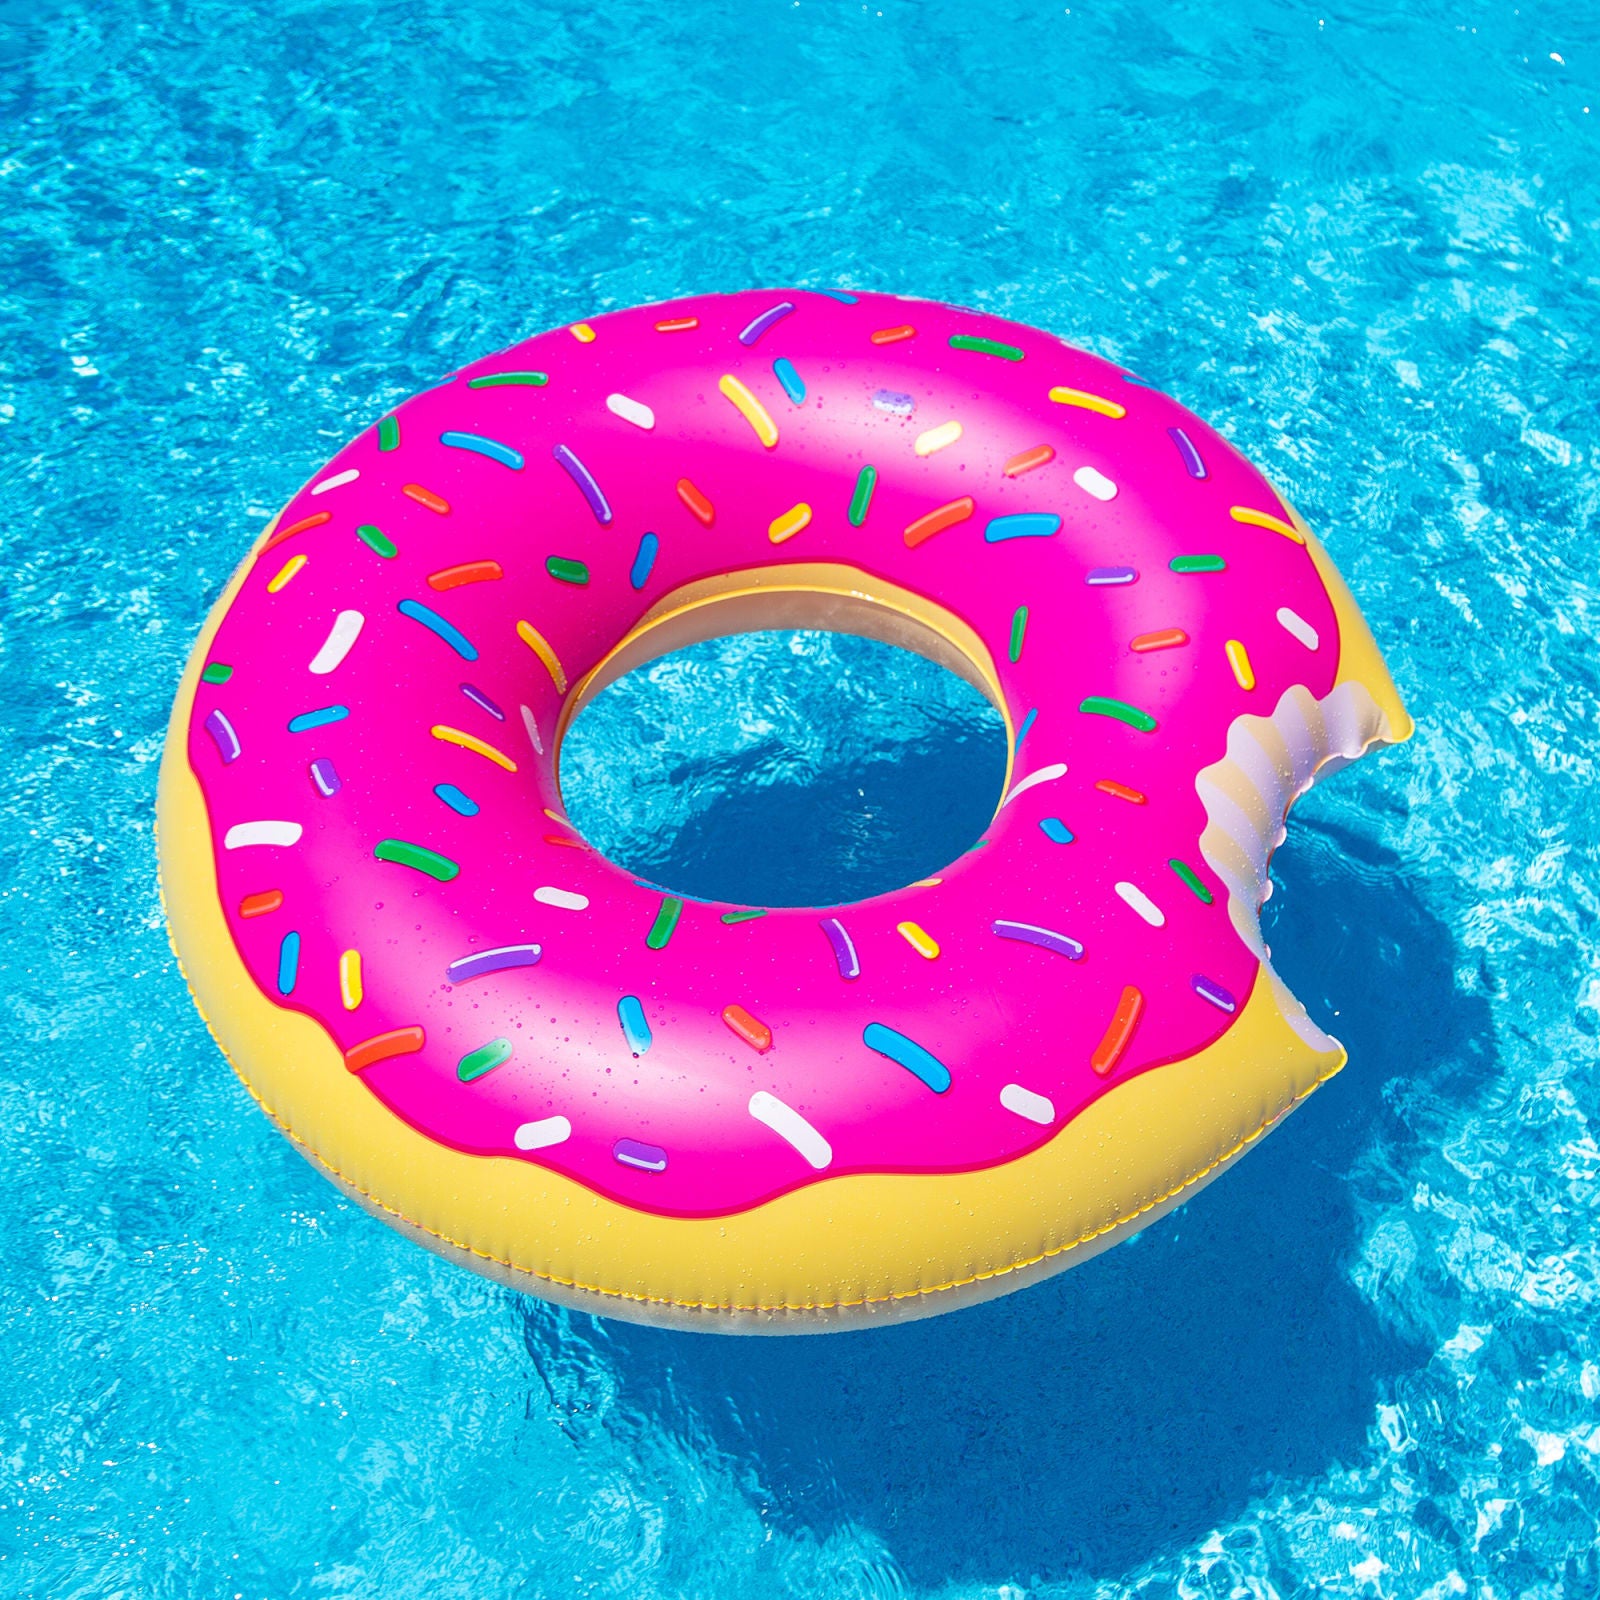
[3,1,1599,1593]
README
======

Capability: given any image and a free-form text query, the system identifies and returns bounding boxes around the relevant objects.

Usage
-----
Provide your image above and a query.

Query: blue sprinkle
[618,995,653,1055]
[434,783,480,816]
[398,598,478,661]
[815,289,859,304]
[1016,708,1038,745]
[287,705,349,733]
[862,1021,951,1094]
[1040,817,1075,845]
[276,930,300,995]
[773,358,806,405]
[1121,373,1159,388]
[630,532,659,591]
[440,430,525,471]
[309,757,341,796]
[986,513,1061,543]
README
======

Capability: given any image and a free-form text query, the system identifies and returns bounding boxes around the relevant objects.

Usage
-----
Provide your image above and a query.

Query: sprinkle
[396,598,477,661]
[1039,817,1074,844]
[897,921,940,959]
[630,533,659,590]
[338,949,362,1009]
[516,1116,573,1151]
[378,416,400,451]
[521,705,544,755]
[904,496,975,548]
[1079,696,1156,732]
[546,556,589,585]
[848,465,877,526]
[1114,881,1165,927]
[986,512,1060,542]
[1170,553,1226,574]
[204,709,241,764]
[402,483,451,514]
[914,419,962,456]
[435,783,478,816]
[870,325,916,345]
[768,502,812,544]
[1002,761,1067,806]
[374,838,460,881]
[739,301,796,345]
[722,1004,773,1052]
[616,996,653,1055]
[912,877,942,887]
[201,662,233,684]
[515,620,567,693]
[552,444,612,524]
[570,322,596,343]
[816,289,858,303]
[1091,987,1144,1076]
[1016,708,1038,745]
[427,561,503,590]
[1096,779,1146,804]
[461,683,504,720]
[263,510,331,551]
[445,945,541,983]
[951,334,1024,361]
[1277,606,1320,650]
[534,886,588,911]
[345,1026,426,1073]
[606,393,655,430]
[308,610,365,674]
[1009,606,1028,661]
[717,374,779,448]
[239,890,283,918]
[357,524,397,558]
[440,430,524,470]
[1073,465,1118,501]
[773,358,806,404]
[309,757,341,797]
[613,1138,666,1173]
[1226,639,1256,690]
[862,1022,950,1093]
[287,705,349,733]
[646,897,682,950]
[223,821,302,850]
[676,477,715,526]
[873,389,915,416]
[468,371,548,388]
[273,930,299,995]
[1004,445,1055,477]
[1191,974,1237,1013]
[992,920,1084,960]
[458,1038,512,1082]
[819,918,860,980]
[1131,628,1188,652]
[312,468,360,496]
[1000,1084,1055,1124]
[1230,505,1305,544]
[431,724,517,771]
[721,909,766,924]
[267,554,307,593]
[1087,566,1138,585]
[748,1091,832,1169]
[1049,386,1126,418]
[654,317,699,332]
[1168,426,1207,478]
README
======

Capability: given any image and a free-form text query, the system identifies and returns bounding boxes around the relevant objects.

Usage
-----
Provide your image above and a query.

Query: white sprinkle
[1073,465,1118,501]
[311,468,360,496]
[1114,881,1166,927]
[223,821,303,850]
[1276,606,1320,650]
[1002,761,1068,807]
[521,704,544,755]
[606,392,655,430]
[748,1091,832,1170]
[534,887,589,911]
[308,609,365,674]
[514,1115,573,1152]
[1000,1083,1056,1124]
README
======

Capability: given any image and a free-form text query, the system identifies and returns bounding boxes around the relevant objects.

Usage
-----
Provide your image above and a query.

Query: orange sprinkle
[263,510,331,551]
[428,560,504,590]
[904,496,976,548]
[1091,986,1144,1076]
[1003,445,1056,477]
[345,1026,426,1074]
[870,325,917,345]
[1131,628,1189,652]
[655,316,699,332]
[544,834,590,850]
[676,477,715,526]
[403,483,451,514]
[721,1004,773,1053]
[238,890,283,919]
[1096,779,1147,804]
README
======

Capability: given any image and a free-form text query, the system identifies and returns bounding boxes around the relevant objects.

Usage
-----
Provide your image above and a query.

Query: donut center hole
[559,629,1009,908]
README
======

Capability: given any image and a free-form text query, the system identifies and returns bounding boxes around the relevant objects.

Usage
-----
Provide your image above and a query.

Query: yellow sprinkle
[912,877,943,888]
[717,374,779,449]
[1048,386,1126,418]
[1229,505,1306,544]
[914,419,963,456]
[266,553,307,593]
[1226,639,1256,690]
[897,921,941,959]
[768,502,813,544]
[431,724,518,771]
[516,619,568,693]
[543,808,568,824]
[570,322,596,343]
[339,950,363,1011]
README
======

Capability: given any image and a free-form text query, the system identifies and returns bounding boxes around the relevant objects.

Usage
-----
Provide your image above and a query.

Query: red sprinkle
[1091,987,1144,1076]
[428,560,504,590]
[544,834,590,850]
[904,496,976,548]
[721,1004,773,1053]
[238,890,284,918]
[871,325,917,345]
[1096,780,1147,804]
[1131,628,1189,652]
[263,510,331,551]
[676,477,715,526]
[655,317,699,332]
[403,483,451,514]
[345,1026,426,1074]
[1003,445,1056,477]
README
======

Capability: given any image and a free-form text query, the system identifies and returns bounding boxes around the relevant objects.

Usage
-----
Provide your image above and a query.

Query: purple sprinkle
[203,709,240,764]
[460,682,505,721]
[309,757,341,797]
[872,388,915,417]
[1168,426,1208,480]
[552,444,612,524]
[991,920,1085,960]
[1191,973,1237,1013]
[613,1137,668,1173]
[819,917,860,980]
[1086,566,1138,586]
[445,943,542,984]
[738,301,796,346]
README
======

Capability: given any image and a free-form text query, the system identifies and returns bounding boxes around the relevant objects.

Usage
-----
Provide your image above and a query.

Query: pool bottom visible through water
[558,629,1010,908]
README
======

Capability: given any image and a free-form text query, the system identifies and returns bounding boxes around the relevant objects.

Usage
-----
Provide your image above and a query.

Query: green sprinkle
[457,1037,513,1082]
[374,838,460,881]
[965,837,989,853]
[546,556,589,585]
[378,415,400,452]
[201,662,233,685]
[1169,859,1215,905]
[1170,553,1226,574]
[357,523,397,558]
[1008,606,1028,663]
[468,371,549,388]
[646,896,683,950]
[720,909,767,924]
[1080,696,1158,732]
[848,464,877,527]
[949,334,1025,362]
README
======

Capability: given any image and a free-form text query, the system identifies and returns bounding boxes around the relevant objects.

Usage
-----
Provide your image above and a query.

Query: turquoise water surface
[4,1,1599,1594]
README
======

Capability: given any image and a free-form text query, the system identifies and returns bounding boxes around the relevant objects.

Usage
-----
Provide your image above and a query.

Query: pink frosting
[186,289,1339,1218]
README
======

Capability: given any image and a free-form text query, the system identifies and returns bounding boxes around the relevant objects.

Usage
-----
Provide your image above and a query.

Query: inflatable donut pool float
[158,289,1411,1331]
